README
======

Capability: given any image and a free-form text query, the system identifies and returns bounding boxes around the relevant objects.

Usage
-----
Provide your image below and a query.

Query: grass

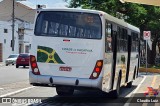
[140,64,160,69]
[152,65,160,69]
[139,65,160,73]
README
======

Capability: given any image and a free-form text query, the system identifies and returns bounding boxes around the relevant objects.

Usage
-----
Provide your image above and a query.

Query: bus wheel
[111,75,121,98]
[126,81,132,88]
[56,86,74,96]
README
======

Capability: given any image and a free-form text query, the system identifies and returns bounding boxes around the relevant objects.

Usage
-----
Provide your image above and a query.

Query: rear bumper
[16,63,29,66]
[6,61,16,65]
[29,71,102,89]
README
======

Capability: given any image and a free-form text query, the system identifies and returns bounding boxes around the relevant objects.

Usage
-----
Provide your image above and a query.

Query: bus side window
[105,22,112,52]
[117,27,127,52]
[135,33,139,52]
[131,32,139,52]
[123,29,128,52]
[118,27,123,52]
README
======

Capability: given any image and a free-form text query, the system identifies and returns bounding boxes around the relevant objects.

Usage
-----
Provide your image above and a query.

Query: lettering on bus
[62,48,93,54]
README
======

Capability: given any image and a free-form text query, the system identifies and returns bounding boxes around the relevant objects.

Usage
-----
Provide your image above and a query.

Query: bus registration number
[59,67,72,72]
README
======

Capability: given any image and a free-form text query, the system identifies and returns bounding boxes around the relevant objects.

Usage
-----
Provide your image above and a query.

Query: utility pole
[12,0,15,52]
[12,0,26,53]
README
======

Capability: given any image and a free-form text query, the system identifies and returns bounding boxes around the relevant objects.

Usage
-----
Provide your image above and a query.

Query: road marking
[151,75,157,87]
[0,86,35,97]
[133,76,146,94]
[124,76,146,106]
[142,76,158,106]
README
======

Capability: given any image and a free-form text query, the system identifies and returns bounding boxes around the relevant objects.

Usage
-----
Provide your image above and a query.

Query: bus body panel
[29,71,103,89]
[115,52,128,85]
[31,36,104,79]
[102,54,113,91]
[128,52,138,82]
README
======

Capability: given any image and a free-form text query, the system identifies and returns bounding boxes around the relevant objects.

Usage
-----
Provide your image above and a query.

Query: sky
[0,0,69,9]
[25,0,68,8]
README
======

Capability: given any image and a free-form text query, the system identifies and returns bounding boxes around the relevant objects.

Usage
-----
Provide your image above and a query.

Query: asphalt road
[0,65,29,85]
[0,65,160,106]
[7,74,145,106]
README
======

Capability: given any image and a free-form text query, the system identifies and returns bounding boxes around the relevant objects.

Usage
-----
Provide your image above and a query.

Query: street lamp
[12,0,26,53]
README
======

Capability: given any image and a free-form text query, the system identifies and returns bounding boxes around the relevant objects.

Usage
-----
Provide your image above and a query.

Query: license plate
[21,59,25,61]
[59,67,72,72]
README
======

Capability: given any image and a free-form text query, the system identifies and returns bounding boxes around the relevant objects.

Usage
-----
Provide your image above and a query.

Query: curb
[139,68,160,73]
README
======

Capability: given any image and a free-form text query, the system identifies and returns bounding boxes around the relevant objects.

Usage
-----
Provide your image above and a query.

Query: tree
[65,0,160,65]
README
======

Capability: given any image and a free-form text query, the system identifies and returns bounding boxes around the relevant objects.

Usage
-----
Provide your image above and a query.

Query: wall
[0,21,19,62]
[23,29,32,53]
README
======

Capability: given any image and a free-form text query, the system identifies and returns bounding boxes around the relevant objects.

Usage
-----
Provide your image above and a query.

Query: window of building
[4,39,6,44]
[4,29,8,33]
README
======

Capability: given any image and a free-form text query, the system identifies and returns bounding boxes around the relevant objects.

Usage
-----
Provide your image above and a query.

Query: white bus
[29,8,140,98]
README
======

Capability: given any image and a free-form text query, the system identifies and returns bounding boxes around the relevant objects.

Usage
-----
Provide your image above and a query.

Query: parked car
[5,54,19,66]
[16,53,29,68]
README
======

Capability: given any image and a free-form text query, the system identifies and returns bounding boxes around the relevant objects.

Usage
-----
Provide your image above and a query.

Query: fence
[140,55,160,66]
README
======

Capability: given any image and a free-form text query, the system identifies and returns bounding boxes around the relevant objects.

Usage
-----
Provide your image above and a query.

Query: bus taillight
[89,60,103,79]
[32,63,37,68]
[95,67,100,72]
[30,55,40,75]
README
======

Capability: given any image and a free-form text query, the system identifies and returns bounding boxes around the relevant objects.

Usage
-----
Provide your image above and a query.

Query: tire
[111,75,121,98]
[56,86,74,96]
[126,81,132,88]
[12,64,14,65]
[23,66,26,68]
[6,64,8,66]
[16,65,19,68]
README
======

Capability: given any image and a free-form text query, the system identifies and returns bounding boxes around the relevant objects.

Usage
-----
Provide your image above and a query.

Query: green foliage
[65,0,160,65]
[67,0,160,32]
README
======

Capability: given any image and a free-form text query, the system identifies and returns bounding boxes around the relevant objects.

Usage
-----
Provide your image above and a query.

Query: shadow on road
[29,85,138,106]
[16,67,29,69]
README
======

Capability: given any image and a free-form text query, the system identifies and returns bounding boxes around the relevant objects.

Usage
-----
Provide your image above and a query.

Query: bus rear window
[34,11,102,39]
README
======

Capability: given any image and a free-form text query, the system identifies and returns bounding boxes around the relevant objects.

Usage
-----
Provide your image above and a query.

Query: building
[0,21,18,62]
[0,0,36,62]
[14,18,34,53]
